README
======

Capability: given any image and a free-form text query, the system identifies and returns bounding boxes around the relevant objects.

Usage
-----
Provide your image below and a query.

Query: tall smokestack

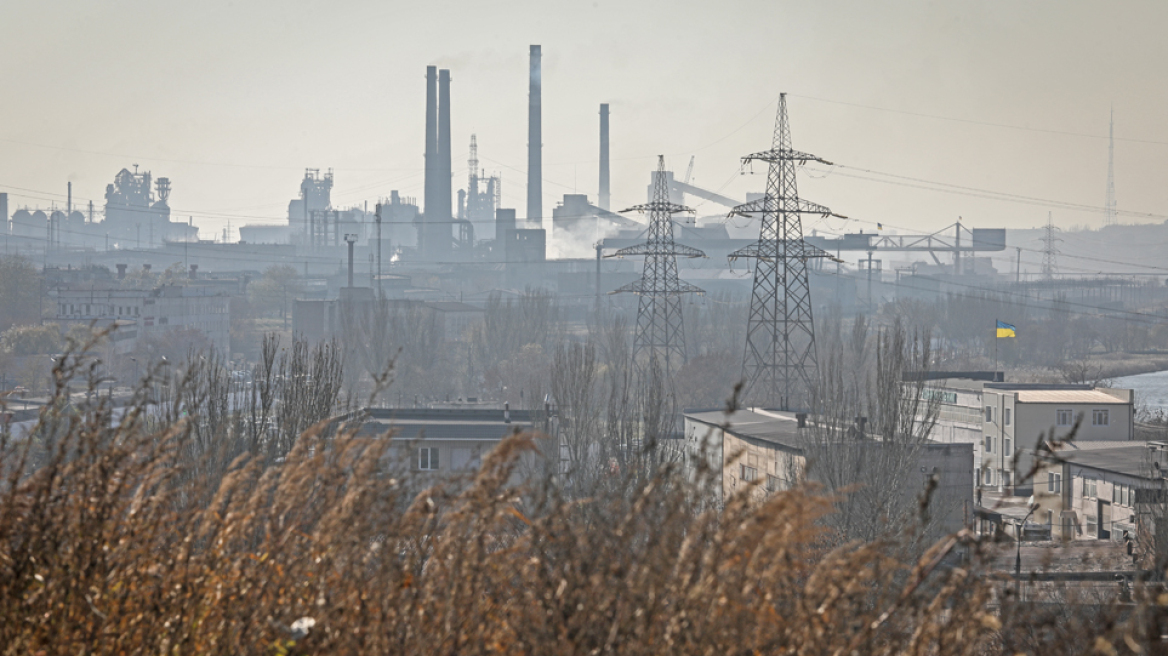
[527,45,542,228]
[423,66,439,257]
[437,69,453,256]
[0,193,7,235]
[599,104,610,211]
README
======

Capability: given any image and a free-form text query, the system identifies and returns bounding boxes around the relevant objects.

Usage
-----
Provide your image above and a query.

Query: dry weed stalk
[0,346,1164,655]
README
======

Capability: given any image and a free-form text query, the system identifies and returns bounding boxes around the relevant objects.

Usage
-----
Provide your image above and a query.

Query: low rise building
[684,408,974,539]
[1032,441,1154,543]
[356,407,535,480]
[54,284,230,353]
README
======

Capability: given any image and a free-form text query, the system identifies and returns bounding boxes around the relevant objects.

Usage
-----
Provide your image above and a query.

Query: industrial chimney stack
[527,45,542,228]
[437,68,453,255]
[423,66,439,257]
[421,66,453,259]
[599,103,610,211]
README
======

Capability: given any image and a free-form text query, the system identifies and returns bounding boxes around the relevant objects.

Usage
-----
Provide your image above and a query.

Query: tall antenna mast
[609,156,705,376]
[729,93,842,411]
[1105,106,1117,227]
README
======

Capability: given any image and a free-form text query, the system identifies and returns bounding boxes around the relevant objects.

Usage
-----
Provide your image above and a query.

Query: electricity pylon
[1041,211,1061,279]
[610,155,705,376]
[729,93,844,411]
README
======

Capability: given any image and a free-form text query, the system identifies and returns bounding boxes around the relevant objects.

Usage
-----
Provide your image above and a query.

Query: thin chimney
[423,65,439,257]
[527,45,542,228]
[599,103,610,211]
[437,69,453,255]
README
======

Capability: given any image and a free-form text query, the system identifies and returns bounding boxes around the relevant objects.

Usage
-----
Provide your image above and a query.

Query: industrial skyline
[1,1,1166,242]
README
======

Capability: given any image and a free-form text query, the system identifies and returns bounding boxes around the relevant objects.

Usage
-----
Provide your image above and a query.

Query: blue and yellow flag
[996,320,1016,338]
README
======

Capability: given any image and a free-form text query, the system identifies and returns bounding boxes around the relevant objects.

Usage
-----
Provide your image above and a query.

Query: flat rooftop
[685,408,804,450]
[358,407,534,441]
[1011,389,1130,404]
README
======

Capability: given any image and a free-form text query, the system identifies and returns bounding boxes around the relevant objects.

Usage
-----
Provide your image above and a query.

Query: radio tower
[1105,107,1117,227]
[729,93,843,411]
[610,156,705,375]
[1040,211,1061,279]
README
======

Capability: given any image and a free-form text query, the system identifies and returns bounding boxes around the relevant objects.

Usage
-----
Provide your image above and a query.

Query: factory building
[54,281,230,353]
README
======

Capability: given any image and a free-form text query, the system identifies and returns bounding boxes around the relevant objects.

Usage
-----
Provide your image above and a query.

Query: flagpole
[994,319,999,373]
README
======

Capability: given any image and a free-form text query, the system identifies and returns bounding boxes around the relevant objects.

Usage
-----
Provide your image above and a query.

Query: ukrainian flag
[996,320,1016,338]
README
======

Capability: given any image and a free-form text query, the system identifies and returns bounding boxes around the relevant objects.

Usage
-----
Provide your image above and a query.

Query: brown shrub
[0,349,1164,654]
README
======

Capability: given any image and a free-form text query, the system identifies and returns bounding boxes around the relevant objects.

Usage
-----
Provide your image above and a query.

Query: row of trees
[0,322,1154,652]
[887,291,1168,369]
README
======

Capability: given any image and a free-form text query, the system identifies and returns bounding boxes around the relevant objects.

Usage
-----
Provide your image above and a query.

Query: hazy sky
[2,0,1166,242]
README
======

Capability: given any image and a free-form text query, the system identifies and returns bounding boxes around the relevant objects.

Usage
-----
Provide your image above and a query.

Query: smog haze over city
[3,1,1168,652]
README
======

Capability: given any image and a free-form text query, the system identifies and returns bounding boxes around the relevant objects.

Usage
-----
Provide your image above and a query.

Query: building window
[1115,484,1131,507]
[418,447,439,471]
[1082,478,1097,498]
[1004,438,1011,455]
[1048,473,1062,493]
[1093,409,1110,426]
[766,474,782,493]
[984,468,993,485]
[740,464,758,482]
[1004,408,1011,426]
[985,406,993,422]
[984,435,993,453]
[1057,409,1073,426]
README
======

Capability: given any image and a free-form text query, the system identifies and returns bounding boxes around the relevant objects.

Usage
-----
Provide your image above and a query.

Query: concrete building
[356,407,535,481]
[926,375,1135,496]
[55,284,230,353]
[1031,441,1155,543]
[683,408,974,538]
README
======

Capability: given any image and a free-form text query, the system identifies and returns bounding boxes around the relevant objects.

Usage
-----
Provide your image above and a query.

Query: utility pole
[375,202,383,297]
[728,93,842,411]
[865,250,875,312]
[1015,247,1021,284]
[1105,106,1117,227]
[954,219,961,276]
[609,156,705,377]
[595,241,602,315]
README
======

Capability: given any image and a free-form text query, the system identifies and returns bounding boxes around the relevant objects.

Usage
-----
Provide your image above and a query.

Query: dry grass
[0,348,1165,654]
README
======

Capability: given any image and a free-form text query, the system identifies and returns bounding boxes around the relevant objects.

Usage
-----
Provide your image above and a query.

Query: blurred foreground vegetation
[1,336,1167,654]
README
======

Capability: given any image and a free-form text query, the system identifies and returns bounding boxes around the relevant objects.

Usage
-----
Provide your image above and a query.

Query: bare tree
[804,316,944,548]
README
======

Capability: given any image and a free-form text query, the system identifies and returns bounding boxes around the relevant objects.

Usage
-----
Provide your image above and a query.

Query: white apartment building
[927,375,1135,498]
[55,284,231,353]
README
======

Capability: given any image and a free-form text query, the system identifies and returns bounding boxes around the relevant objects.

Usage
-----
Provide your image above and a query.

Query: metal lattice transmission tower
[1040,211,1062,279]
[1105,107,1117,227]
[728,94,843,411]
[610,156,706,375]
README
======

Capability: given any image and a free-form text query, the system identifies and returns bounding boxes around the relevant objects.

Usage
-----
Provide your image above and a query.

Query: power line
[789,93,1168,147]
[805,164,1168,222]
